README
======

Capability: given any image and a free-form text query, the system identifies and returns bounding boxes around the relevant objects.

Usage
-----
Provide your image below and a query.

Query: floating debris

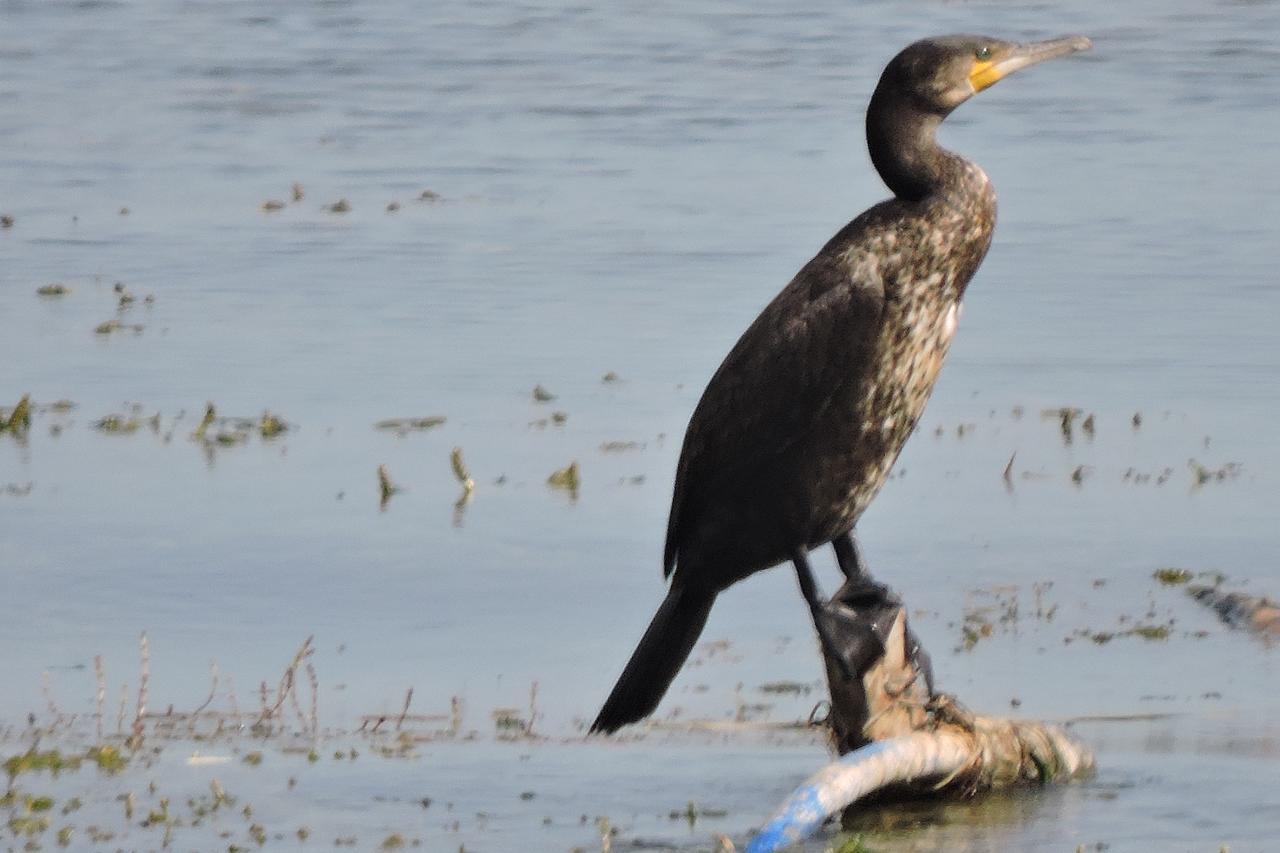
[386,201,400,213]
[36,283,70,297]
[0,214,13,228]
[292,182,305,202]
[602,371,621,383]
[547,461,580,494]
[550,411,568,425]
[262,199,286,212]
[118,206,130,216]
[325,199,351,213]
[1188,585,1280,638]
[1081,413,1096,438]
[532,384,556,402]
[1132,412,1143,429]
[375,416,446,435]
[418,189,440,202]
[1071,465,1089,485]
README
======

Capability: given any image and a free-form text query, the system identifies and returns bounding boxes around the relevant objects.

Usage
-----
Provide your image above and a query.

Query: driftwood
[1188,584,1280,639]
[747,579,1093,852]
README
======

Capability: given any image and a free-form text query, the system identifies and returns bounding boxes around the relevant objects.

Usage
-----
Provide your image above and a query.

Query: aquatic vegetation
[450,448,475,504]
[1189,459,1241,486]
[94,414,141,434]
[375,416,445,434]
[259,411,288,438]
[0,394,31,434]
[758,681,811,696]
[8,813,50,837]
[600,441,642,452]
[378,466,400,507]
[547,461,580,495]
[94,319,144,335]
[194,403,216,440]
[1130,623,1171,641]
[87,745,126,773]
[1153,568,1194,586]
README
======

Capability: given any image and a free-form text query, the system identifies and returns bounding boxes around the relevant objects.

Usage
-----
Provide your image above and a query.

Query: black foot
[827,536,935,694]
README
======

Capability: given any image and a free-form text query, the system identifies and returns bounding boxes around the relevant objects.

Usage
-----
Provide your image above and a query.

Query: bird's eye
[975,46,992,60]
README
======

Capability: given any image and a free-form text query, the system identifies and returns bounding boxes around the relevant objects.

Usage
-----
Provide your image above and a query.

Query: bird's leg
[832,531,895,604]
[791,548,856,681]
[831,531,936,696]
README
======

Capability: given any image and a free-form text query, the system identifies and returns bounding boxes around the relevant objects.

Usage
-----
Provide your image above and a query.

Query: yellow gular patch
[968,60,1004,92]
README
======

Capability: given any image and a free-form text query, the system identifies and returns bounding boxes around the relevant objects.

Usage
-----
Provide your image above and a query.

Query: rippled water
[2,0,1278,850]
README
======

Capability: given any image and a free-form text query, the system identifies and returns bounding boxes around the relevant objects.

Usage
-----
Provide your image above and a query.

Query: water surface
[2,0,1278,850]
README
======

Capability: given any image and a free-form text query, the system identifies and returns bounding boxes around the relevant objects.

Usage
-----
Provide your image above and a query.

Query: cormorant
[591,34,1092,734]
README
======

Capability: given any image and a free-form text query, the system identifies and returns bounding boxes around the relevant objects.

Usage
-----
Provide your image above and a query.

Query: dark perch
[746,580,1094,853]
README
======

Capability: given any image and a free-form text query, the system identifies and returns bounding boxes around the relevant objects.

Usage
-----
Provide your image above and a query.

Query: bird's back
[665,165,995,591]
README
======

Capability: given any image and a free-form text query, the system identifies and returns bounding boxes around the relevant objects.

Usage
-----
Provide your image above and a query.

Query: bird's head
[880,34,1093,116]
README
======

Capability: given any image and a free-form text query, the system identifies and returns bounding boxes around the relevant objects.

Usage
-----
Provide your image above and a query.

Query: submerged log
[747,579,1093,853]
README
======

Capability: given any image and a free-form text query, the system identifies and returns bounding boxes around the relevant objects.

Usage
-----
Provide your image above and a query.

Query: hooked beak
[969,35,1092,93]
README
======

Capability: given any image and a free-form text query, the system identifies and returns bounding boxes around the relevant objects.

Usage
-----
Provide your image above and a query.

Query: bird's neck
[865,86,965,202]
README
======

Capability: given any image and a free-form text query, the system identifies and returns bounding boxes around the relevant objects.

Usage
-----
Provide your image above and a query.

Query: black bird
[591,34,1092,734]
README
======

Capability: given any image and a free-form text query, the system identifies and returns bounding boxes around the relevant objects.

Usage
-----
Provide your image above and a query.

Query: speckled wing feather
[663,222,887,578]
